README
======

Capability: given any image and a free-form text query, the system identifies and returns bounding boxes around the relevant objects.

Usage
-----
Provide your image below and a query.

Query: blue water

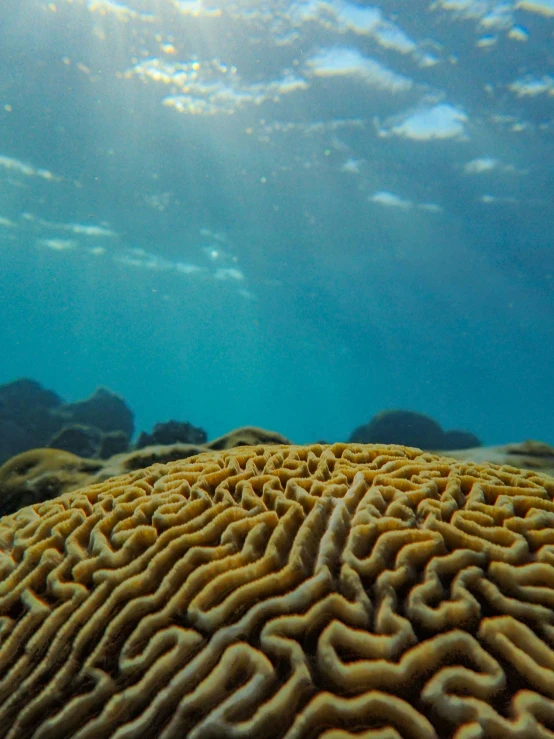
[1,0,553,445]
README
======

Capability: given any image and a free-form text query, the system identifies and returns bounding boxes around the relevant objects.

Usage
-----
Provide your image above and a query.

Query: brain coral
[1,443,554,738]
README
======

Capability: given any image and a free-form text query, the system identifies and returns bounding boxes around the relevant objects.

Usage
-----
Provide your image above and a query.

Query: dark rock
[136,420,207,448]
[48,425,131,460]
[441,430,482,451]
[0,419,34,466]
[0,379,64,464]
[349,409,445,450]
[0,378,61,413]
[48,424,102,458]
[99,431,130,459]
[56,388,134,438]
[0,380,134,465]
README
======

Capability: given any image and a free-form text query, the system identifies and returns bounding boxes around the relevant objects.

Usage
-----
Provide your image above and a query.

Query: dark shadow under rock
[102,443,208,475]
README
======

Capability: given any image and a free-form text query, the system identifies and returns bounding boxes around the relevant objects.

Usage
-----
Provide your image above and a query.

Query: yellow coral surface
[1,443,554,738]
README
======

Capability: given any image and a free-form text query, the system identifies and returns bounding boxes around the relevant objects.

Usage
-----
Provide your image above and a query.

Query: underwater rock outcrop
[136,420,208,448]
[56,387,134,439]
[1,442,554,737]
[46,424,129,460]
[0,426,291,516]
[0,380,135,464]
[441,428,482,450]
[350,409,481,451]
[0,379,63,464]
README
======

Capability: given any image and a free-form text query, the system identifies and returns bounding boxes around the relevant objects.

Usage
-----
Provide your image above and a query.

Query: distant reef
[0,378,208,465]
[349,409,481,451]
[0,426,291,516]
[0,379,482,465]
[0,379,133,465]
[0,378,552,516]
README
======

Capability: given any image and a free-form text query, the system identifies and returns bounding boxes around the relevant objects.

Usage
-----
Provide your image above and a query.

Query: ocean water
[0,0,552,445]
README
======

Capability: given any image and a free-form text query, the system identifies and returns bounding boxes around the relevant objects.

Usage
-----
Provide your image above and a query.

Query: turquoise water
[1,0,553,444]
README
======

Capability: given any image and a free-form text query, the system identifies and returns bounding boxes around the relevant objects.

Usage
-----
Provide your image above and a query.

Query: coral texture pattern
[1,443,554,738]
